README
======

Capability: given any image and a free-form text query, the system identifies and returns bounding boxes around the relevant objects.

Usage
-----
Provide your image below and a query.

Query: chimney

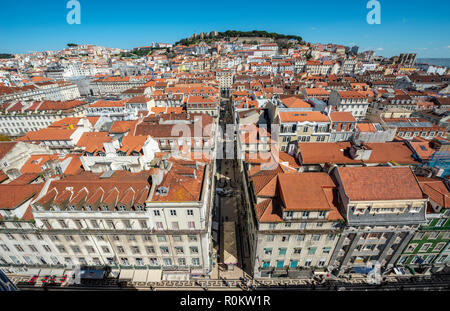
[349,142,372,161]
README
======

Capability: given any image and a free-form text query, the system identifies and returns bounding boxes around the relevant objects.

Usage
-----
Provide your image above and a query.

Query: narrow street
[214,96,251,280]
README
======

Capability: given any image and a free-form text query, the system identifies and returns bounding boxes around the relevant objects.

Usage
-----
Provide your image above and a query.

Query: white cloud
[445,45,450,49]
[376,47,383,51]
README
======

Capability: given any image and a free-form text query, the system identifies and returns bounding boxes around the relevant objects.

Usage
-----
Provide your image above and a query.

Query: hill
[175,30,303,46]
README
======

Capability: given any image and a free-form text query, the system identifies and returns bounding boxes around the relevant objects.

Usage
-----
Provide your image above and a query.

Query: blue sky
[0,0,449,58]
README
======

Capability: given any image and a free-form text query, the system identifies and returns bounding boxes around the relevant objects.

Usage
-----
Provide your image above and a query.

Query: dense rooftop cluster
[0,32,449,282]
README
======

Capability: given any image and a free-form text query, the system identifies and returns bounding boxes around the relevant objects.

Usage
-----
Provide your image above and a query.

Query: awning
[110,269,120,278]
[353,267,373,274]
[118,269,134,281]
[80,269,105,280]
[132,270,149,283]
[147,269,162,282]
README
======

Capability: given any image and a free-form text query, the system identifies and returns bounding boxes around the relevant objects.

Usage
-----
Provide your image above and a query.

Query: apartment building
[186,95,219,118]
[86,100,128,121]
[278,111,330,153]
[80,135,161,173]
[133,113,217,155]
[328,112,356,142]
[0,82,80,103]
[383,118,447,140]
[93,76,149,96]
[0,141,51,180]
[0,100,89,136]
[0,182,63,268]
[247,170,343,278]
[329,90,371,121]
[0,157,215,280]
[16,126,90,154]
[396,177,450,272]
[328,166,427,275]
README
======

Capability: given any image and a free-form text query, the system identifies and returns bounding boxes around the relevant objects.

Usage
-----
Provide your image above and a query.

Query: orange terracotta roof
[17,128,75,142]
[281,96,312,109]
[0,183,44,210]
[417,177,450,208]
[0,142,17,159]
[337,166,424,201]
[279,111,329,123]
[330,111,356,122]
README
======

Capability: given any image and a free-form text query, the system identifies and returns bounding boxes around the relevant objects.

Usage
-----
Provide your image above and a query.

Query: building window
[90,220,99,228]
[190,246,199,254]
[160,247,169,254]
[419,243,431,252]
[131,246,140,254]
[187,210,194,216]
[428,232,439,239]
[308,247,317,255]
[140,220,148,229]
[43,245,52,252]
[276,260,284,269]
[170,210,177,216]
[322,247,331,254]
[175,247,184,254]
[188,235,198,242]
[311,235,321,241]
[154,210,160,216]
[173,235,182,242]
[163,258,172,266]
[157,235,166,242]
[433,243,446,252]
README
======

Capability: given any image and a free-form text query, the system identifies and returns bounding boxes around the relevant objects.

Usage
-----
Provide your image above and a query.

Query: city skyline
[0,0,449,57]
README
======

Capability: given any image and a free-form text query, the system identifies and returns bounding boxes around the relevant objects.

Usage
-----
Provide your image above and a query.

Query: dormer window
[354,206,366,215]
[409,206,421,213]
[119,205,126,211]
[101,205,109,211]
[68,205,75,211]
[85,205,92,211]
[285,211,293,219]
